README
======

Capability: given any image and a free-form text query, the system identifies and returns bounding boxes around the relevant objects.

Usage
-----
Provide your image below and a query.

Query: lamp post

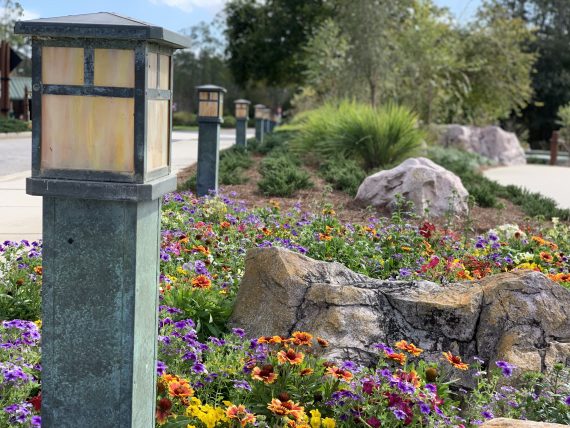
[263,107,272,135]
[196,84,226,196]
[234,98,250,147]
[254,103,265,142]
[15,12,189,427]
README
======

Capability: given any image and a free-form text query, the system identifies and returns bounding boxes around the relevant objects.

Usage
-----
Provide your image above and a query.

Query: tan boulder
[481,418,568,427]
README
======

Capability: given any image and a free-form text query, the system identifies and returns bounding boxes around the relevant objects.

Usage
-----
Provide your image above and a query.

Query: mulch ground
[176,154,549,235]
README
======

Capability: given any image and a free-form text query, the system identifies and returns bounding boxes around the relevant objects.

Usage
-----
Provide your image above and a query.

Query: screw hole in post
[68,238,74,244]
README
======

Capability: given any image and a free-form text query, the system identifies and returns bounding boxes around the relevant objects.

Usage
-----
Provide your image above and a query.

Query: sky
[16,0,483,36]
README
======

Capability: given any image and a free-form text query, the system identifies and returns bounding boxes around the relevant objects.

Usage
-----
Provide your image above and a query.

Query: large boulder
[230,247,570,377]
[481,419,568,428]
[440,125,526,166]
[355,157,469,217]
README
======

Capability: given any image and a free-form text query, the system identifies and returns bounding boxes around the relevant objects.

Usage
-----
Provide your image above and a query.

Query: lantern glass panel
[146,100,169,172]
[255,109,263,119]
[159,54,170,89]
[94,49,135,88]
[218,94,224,117]
[236,105,248,119]
[147,52,158,89]
[42,47,84,85]
[199,100,219,117]
[199,91,208,100]
[210,92,218,101]
[41,95,135,173]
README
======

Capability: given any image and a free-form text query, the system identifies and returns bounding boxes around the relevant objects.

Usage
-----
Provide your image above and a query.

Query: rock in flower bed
[0,192,569,426]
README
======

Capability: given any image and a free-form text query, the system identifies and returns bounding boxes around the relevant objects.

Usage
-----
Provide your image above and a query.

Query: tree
[224,0,333,88]
[0,0,23,44]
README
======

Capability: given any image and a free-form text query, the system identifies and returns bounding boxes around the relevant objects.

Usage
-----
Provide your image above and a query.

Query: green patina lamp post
[254,103,265,142]
[263,107,272,135]
[15,12,189,427]
[196,84,226,196]
[234,98,250,147]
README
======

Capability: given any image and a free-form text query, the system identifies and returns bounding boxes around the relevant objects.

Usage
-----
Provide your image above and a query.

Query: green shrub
[320,157,367,196]
[172,111,197,127]
[0,117,29,133]
[219,147,253,185]
[255,130,292,155]
[286,100,423,170]
[426,145,492,175]
[258,153,312,196]
[221,115,237,129]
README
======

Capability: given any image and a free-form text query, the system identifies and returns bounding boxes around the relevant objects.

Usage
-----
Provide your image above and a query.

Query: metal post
[236,118,247,147]
[196,120,221,196]
[550,131,559,166]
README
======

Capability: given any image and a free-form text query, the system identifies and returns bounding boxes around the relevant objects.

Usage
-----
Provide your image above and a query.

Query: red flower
[28,393,41,412]
[156,397,173,425]
[419,222,436,238]
[421,256,440,273]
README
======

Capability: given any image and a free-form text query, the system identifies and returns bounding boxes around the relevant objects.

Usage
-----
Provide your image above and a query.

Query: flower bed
[1,191,569,427]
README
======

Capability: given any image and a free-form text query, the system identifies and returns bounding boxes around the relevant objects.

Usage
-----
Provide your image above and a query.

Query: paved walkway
[0,129,252,242]
[483,164,570,210]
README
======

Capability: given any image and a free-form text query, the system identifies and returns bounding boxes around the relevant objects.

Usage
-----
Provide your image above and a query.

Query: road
[0,129,252,241]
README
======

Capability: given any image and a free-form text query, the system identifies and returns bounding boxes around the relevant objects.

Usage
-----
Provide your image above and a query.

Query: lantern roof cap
[234,99,251,104]
[196,84,227,93]
[15,12,190,49]
[254,104,266,108]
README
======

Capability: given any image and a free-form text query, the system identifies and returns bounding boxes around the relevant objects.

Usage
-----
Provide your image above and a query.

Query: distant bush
[255,131,292,155]
[286,101,423,170]
[172,111,197,127]
[0,117,29,133]
[219,146,253,185]
[320,157,367,196]
[426,145,492,175]
[258,152,312,197]
[221,116,237,129]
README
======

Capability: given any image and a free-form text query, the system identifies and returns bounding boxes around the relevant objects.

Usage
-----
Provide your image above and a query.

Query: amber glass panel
[94,49,135,87]
[159,55,170,89]
[235,105,248,119]
[199,91,209,100]
[199,101,219,117]
[41,95,134,173]
[255,108,264,119]
[147,52,158,89]
[42,47,84,85]
[210,92,218,101]
[146,100,169,172]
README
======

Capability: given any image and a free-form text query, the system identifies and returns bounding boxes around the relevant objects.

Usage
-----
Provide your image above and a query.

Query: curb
[0,131,32,139]
[0,170,30,182]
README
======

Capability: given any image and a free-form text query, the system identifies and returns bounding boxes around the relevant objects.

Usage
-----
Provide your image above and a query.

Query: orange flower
[385,351,407,366]
[191,275,211,289]
[155,397,172,425]
[267,398,304,421]
[395,369,422,387]
[277,348,304,365]
[548,273,570,283]
[317,337,329,348]
[226,404,256,427]
[168,380,194,398]
[262,227,272,236]
[325,366,353,382]
[299,368,314,376]
[33,266,43,275]
[319,233,332,241]
[540,251,553,263]
[395,340,424,357]
[443,351,469,370]
[291,331,313,346]
[252,365,278,384]
[191,245,210,256]
[220,221,231,229]
[269,335,285,345]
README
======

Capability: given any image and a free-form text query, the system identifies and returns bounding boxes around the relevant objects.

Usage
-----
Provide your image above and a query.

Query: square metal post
[15,13,189,428]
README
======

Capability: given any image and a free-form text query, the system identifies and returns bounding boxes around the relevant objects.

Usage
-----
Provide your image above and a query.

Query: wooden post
[23,85,29,121]
[0,41,10,117]
[550,131,559,166]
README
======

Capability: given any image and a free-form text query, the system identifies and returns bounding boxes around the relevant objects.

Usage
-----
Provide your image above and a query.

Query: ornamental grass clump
[287,101,423,171]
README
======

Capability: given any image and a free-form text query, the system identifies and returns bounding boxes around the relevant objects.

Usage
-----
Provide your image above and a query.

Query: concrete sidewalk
[483,164,570,210]
[0,129,253,242]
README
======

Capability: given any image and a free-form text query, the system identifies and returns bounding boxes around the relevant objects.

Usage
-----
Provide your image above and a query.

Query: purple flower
[341,360,359,372]
[156,360,167,376]
[481,410,494,419]
[495,360,516,377]
[192,362,207,374]
[424,383,437,393]
[564,395,570,406]
[31,416,41,426]
[399,268,413,277]
[373,342,394,354]
[232,328,246,338]
[193,260,209,275]
[210,337,226,346]
[393,409,406,420]
[233,380,252,391]
[420,403,431,414]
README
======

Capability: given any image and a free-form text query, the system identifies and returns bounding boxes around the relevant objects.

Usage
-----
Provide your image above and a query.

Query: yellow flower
[322,418,336,428]
[177,266,188,275]
[34,320,42,329]
[310,409,321,428]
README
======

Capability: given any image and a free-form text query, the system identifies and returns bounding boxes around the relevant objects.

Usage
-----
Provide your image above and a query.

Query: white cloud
[149,0,228,13]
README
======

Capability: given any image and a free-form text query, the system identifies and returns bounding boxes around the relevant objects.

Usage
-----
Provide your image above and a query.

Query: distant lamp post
[263,107,272,135]
[254,104,266,142]
[15,12,189,427]
[196,84,226,196]
[234,98,250,147]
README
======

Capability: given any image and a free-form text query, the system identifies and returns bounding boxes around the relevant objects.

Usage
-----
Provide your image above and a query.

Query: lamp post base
[41,196,161,427]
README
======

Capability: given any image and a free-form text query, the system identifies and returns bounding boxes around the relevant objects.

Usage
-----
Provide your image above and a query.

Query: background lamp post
[234,98,250,147]
[254,103,266,142]
[15,12,189,427]
[196,84,226,196]
[263,107,272,135]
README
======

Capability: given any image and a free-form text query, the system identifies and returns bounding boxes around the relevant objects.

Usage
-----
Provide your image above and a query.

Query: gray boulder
[441,125,526,166]
[355,157,469,217]
[230,247,570,378]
